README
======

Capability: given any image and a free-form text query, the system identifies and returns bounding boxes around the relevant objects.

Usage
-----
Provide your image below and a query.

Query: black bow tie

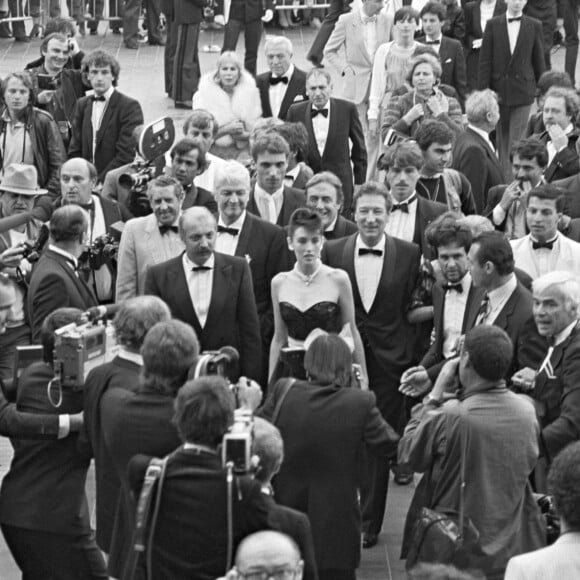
[359,248,383,257]
[92,95,106,102]
[392,195,417,213]
[311,108,328,118]
[218,225,239,236]
[159,224,178,235]
[425,39,440,45]
[508,16,522,22]
[76,201,94,212]
[532,239,555,250]
[443,283,463,293]
[269,75,288,86]
[192,265,212,272]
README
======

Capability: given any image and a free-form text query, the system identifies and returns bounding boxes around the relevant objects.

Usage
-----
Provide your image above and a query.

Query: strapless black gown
[271,301,342,382]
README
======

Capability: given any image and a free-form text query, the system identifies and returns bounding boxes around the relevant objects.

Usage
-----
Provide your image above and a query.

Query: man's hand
[216,569,239,580]
[431,357,460,400]
[402,104,424,125]
[37,90,56,105]
[499,181,523,211]
[68,37,81,55]
[511,367,537,392]
[236,377,263,412]
[226,120,246,136]
[399,365,433,398]
[0,245,25,270]
[426,91,449,117]
[547,124,569,152]
[261,9,274,22]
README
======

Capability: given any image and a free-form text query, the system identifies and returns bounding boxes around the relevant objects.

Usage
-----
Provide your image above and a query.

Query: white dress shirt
[269,64,294,118]
[547,123,574,166]
[480,1,496,36]
[506,14,522,54]
[442,273,472,358]
[486,274,517,325]
[183,252,214,327]
[91,86,115,161]
[254,184,284,224]
[385,194,417,243]
[312,101,331,156]
[284,164,300,187]
[354,234,386,312]
[216,211,246,255]
[528,234,561,278]
[86,194,113,301]
[361,9,378,57]
[424,35,442,54]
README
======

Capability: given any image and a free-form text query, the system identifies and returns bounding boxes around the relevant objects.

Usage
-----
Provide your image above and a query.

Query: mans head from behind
[465,90,500,134]
[49,205,90,259]
[548,441,580,533]
[251,417,284,487]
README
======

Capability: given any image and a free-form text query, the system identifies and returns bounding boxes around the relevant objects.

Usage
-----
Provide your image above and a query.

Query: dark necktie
[359,248,383,257]
[217,225,240,236]
[392,195,417,213]
[311,108,328,118]
[508,16,522,22]
[475,293,490,325]
[425,39,440,45]
[443,283,463,293]
[92,95,106,102]
[159,225,178,235]
[269,76,289,86]
[192,265,212,272]
[532,239,555,250]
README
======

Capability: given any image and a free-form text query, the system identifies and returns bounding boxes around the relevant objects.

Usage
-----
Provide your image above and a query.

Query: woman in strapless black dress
[269,208,368,387]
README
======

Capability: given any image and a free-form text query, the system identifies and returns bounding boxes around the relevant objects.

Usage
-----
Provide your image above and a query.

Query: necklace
[293,261,322,286]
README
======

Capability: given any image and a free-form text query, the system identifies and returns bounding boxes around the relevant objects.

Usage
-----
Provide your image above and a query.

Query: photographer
[0,307,108,580]
[126,375,269,580]
[0,164,49,379]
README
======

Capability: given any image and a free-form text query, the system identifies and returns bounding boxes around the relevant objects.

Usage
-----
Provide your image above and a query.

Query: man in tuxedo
[524,0,556,69]
[324,0,393,180]
[256,36,308,120]
[484,138,547,238]
[418,1,468,108]
[144,207,262,380]
[214,160,288,385]
[116,176,186,302]
[478,0,546,175]
[222,0,275,76]
[305,171,358,240]
[78,296,171,554]
[532,87,580,182]
[68,50,144,184]
[452,89,505,212]
[246,133,305,227]
[323,182,420,548]
[285,69,367,217]
[380,141,447,259]
[511,185,580,279]
[28,205,98,342]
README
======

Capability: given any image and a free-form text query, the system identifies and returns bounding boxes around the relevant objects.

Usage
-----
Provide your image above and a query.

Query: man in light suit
[323,182,420,548]
[324,0,393,180]
[246,133,306,227]
[68,50,144,184]
[478,0,546,175]
[285,69,367,217]
[144,207,262,381]
[256,36,308,120]
[511,185,580,279]
[115,176,186,302]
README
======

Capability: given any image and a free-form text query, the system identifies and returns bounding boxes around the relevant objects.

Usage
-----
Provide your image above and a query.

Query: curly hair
[548,441,580,529]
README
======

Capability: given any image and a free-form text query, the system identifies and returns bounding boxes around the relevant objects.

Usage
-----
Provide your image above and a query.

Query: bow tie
[362,15,377,24]
[311,108,328,118]
[192,265,212,272]
[92,95,106,102]
[532,239,555,250]
[218,225,239,236]
[269,75,289,86]
[391,195,417,213]
[508,16,522,22]
[443,283,463,293]
[425,39,440,45]
[359,248,383,257]
[159,224,178,235]
[76,202,94,212]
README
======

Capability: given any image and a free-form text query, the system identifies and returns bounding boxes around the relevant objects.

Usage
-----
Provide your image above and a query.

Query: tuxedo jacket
[483,184,530,233]
[412,197,448,259]
[28,248,98,343]
[323,234,420,388]
[533,324,580,459]
[533,129,580,183]
[68,90,144,183]
[324,215,358,240]
[478,13,546,107]
[323,9,393,105]
[285,97,367,211]
[417,35,467,107]
[452,126,505,213]
[77,356,141,552]
[246,185,306,227]
[552,173,580,219]
[256,67,308,119]
[144,252,262,380]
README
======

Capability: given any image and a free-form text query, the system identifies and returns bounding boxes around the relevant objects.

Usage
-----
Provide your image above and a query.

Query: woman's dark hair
[304,334,353,388]
[548,441,580,529]
[173,376,235,446]
[394,6,420,24]
[288,207,323,238]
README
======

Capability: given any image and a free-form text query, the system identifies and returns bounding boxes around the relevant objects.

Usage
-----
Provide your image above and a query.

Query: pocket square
[445,58,452,63]
[293,95,305,102]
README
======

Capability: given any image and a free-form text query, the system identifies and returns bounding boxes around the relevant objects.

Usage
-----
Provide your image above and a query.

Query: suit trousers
[564,0,580,83]
[122,0,141,43]
[497,104,532,178]
[306,0,352,65]
[1,523,108,580]
[222,18,262,76]
[356,101,381,182]
[164,13,178,94]
[173,23,201,104]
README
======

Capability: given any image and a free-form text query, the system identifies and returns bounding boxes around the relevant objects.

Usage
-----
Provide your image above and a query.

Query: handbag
[406,404,483,570]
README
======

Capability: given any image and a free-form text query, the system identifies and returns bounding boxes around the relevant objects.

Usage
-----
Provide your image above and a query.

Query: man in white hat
[0,163,48,380]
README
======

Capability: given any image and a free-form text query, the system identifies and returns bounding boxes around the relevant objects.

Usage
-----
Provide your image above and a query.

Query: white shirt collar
[218,211,246,230]
[285,165,300,180]
[325,214,339,232]
[554,320,578,346]
[487,274,517,305]
[183,252,215,270]
[255,183,284,199]
[94,86,115,101]
[468,124,492,143]
[117,347,144,366]
[313,100,331,113]
[48,244,78,267]
[356,233,386,252]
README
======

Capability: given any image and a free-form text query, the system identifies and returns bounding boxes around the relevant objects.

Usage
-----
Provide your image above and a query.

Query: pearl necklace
[293,261,322,286]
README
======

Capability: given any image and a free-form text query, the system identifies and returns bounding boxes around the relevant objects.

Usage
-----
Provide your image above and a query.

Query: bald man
[144,207,262,380]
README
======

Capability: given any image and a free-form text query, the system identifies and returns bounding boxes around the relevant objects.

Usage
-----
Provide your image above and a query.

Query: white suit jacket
[510,233,580,279]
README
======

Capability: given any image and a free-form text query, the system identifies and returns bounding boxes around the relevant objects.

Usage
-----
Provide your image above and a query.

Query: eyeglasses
[237,566,299,580]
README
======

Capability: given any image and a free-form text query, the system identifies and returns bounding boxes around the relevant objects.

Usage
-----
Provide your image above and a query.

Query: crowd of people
[0,0,579,579]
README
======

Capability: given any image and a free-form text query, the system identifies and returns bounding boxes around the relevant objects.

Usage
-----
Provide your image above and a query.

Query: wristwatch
[423,394,443,407]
